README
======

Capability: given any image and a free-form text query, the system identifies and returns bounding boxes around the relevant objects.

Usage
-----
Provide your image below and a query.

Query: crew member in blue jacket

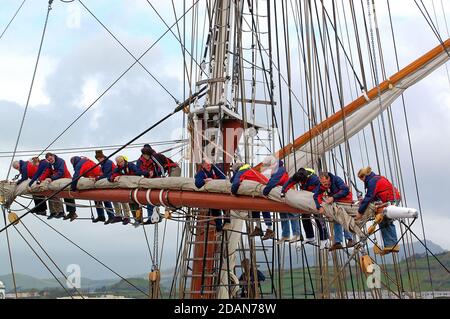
[282,168,329,245]
[45,153,78,222]
[262,159,295,243]
[194,158,229,232]
[314,172,354,251]
[95,150,129,225]
[12,158,47,216]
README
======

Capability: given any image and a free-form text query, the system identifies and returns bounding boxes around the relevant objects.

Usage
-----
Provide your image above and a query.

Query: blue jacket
[97,159,115,181]
[71,156,87,191]
[358,172,400,214]
[194,165,226,188]
[262,165,289,196]
[313,173,350,210]
[28,160,51,187]
[230,166,268,195]
[16,160,31,185]
[50,155,71,180]
[281,172,320,194]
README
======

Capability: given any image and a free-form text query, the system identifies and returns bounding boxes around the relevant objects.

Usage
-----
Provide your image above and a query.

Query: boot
[104,216,115,225]
[262,229,274,240]
[249,227,263,237]
[320,240,330,250]
[277,236,290,245]
[47,213,58,220]
[382,245,400,255]
[122,217,130,225]
[63,212,77,221]
[55,212,66,219]
[111,216,123,224]
[346,239,356,248]
[289,235,301,243]
[92,216,106,223]
[329,242,344,251]
[302,237,315,245]
[222,223,232,231]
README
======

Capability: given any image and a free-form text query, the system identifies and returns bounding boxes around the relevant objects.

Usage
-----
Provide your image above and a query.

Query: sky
[0,0,450,283]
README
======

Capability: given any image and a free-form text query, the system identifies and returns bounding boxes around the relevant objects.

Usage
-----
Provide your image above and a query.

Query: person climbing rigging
[110,155,149,225]
[261,157,299,244]
[195,158,229,233]
[282,167,328,247]
[314,172,355,251]
[11,159,47,216]
[142,144,181,177]
[12,159,38,186]
[94,150,129,225]
[137,146,160,225]
[70,156,102,191]
[45,153,78,221]
[356,167,400,255]
[231,163,274,240]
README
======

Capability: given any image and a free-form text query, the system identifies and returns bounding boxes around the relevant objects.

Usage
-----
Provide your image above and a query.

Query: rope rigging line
[5,0,53,180]
[1,206,18,298]
[18,220,85,298]
[318,0,365,92]
[76,0,179,104]
[0,0,52,299]
[385,0,436,296]
[20,207,150,297]
[241,0,287,157]
[142,221,154,267]
[370,0,418,294]
[12,223,74,298]
[432,0,450,86]
[0,139,187,158]
[33,1,200,160]
[413,0,450,58]
[145,0,207,80]
[399,220,450,275]
[170,0,193,91]
[0,0,27,41]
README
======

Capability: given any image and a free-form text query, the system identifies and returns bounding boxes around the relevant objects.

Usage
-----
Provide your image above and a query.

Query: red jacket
[137,155,157,178]
[71,156,102,190]
[26,162,38,179]
[358,172,401,214]
[16,160,38,185]
[231,165,269,195]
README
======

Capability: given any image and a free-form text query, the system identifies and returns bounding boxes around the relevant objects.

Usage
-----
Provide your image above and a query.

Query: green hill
[0,273,116,293]
[259,251,450,298]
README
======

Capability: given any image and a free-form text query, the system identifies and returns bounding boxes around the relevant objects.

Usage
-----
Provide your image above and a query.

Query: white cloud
[0,53,57,107]
[73,77,101,109]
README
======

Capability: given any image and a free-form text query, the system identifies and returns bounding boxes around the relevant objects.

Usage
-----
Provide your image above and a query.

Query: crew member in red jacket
[357,167,400,254]
[12,159,47,216]
[262,158,295,243]
[231,163,274,240]
[281,168,328,245]
[45,153,77,221]
[314,172,355,251]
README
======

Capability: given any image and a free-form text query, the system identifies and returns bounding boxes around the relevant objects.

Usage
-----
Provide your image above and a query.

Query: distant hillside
[250,239,446,270]
[0,273,116,293]
[259,251,450,297]
[1,240,447,298]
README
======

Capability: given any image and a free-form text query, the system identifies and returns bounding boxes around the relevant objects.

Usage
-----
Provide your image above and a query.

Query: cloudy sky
[1,0,450,283]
